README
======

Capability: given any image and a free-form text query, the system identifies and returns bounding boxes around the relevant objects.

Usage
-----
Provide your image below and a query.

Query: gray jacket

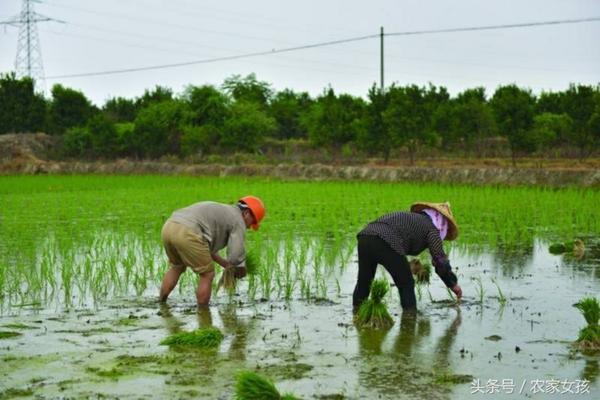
[168,201,246,267]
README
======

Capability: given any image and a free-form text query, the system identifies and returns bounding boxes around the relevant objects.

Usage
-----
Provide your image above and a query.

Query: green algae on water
[234,370,300,400]
[160,327,224,349]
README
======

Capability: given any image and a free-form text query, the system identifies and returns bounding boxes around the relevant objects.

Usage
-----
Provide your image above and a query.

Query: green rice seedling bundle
[356,279,394,329]
[549,239,585,256]
[574,297,600,350]
[159,327,224,349]
[234,371,299,400]
[409,258,431,284]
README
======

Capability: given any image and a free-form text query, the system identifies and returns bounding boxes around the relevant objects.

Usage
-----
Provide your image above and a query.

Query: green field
[0,175,598,399]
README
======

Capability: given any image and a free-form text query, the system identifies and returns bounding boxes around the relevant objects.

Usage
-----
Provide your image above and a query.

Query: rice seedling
[491,278,507,306]
[159,327,224,349]
[217,267,237,294]
[573,297,600,350]
[245,249,260,276]
[355,279,394,329]
[0,175,598,311]
[234,370,300,400]
[409,258,431,284]
[471,276,485,304]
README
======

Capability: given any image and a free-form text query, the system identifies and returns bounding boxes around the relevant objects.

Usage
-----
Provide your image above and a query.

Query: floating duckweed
[356,279,394,329]
[160,327,224,349]
[234,371,300,400]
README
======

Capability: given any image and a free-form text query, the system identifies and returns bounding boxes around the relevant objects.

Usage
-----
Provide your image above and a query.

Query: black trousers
[353,235,416,310]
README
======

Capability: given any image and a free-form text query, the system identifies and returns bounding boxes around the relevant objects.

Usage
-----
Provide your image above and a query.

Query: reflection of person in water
[356,309,461,398]
[218,304,256,361]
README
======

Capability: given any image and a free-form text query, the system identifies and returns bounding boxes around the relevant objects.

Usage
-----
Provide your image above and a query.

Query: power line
[386,16,600,36]
[45,16,600,80]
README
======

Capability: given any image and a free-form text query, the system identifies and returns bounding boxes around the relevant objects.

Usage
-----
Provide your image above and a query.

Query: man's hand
[234,266,247,279]
[451,284,462,301]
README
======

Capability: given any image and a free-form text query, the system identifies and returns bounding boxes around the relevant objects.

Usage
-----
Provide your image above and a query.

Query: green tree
[561,84,597,157]
[181,125,221,156]
[183,84,230,126]
[47,84,96,135]
[537,91,564,114]
[222,73,272,107]
[135,86,173,111]
[102,96,137,123]
[268,89,312,139]
[62,126,92,158]
[357,85,391,162]
[531,112,573,152]
[133,100,191,158]
[587,105,600,153]
[221,101,276,152]
[88,114,119,157]
[453,88,496,154]
[0,72,46,134]
[383,85,434,164]
[490,85,536,163]
[301,88,365,148]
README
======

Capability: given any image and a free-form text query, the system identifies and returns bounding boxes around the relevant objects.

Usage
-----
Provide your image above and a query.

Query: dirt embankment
[1,133,598,187]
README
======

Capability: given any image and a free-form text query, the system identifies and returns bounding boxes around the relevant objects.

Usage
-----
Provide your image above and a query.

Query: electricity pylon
[1,0,62,92]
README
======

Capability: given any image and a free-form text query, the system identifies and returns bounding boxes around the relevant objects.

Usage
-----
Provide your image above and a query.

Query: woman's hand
[451,284,462,301]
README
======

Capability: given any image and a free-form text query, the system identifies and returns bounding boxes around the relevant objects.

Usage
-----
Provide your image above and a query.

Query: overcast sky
[1,0,599,106]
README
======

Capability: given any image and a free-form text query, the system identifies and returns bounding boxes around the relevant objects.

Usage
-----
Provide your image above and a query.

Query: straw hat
[410,201,459,241]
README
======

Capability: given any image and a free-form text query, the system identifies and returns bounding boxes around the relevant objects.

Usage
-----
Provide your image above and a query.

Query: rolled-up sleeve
[427,230,458,288]
[226,224,246,267]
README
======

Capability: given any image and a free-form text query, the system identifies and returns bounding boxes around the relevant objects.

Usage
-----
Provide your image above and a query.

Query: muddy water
[1,240,598,399]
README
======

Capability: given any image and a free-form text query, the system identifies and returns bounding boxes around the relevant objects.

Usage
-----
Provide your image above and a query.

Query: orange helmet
[239,195,265,230]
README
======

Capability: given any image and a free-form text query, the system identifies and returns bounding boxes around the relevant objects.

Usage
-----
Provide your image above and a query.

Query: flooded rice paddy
[0,176,598,399]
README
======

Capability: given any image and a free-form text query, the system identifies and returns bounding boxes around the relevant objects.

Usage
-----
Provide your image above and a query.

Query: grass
[159,327,224,349]
[356,279,394,329]
[234,371,299,400]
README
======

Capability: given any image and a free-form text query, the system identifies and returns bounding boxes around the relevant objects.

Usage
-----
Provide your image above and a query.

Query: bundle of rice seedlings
[234,371,299,400]
[574,297,600,350]
[409,258,431,284]
[217,267,237,293]
[549,239,585,257]
[355,279,394,329]
[159,327,224,349]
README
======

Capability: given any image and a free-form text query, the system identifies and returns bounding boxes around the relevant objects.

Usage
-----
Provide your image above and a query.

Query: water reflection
[158,303,255,362]
[218,303,256,361]
[355,309,461,399]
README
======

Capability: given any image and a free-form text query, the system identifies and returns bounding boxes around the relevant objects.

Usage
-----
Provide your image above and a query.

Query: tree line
[0,72,598,163]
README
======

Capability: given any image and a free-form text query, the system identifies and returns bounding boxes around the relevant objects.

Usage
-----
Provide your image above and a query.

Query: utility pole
[380,26,384,91]
[1,0,62,92]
